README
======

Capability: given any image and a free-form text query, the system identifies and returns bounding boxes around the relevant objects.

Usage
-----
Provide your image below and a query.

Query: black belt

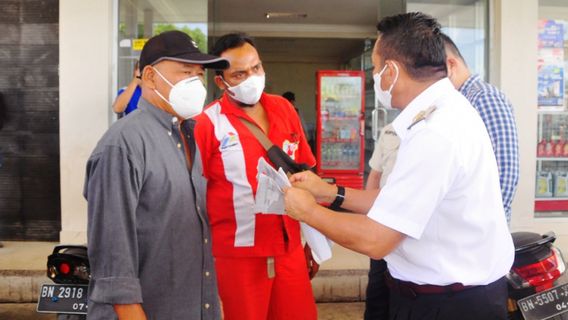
[385,271,477,299]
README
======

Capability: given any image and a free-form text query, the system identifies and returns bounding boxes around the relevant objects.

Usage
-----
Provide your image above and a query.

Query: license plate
[517,283,568,320]
[36,284,88,314]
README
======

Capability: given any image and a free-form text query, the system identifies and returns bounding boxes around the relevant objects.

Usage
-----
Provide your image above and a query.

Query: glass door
[535,3,568,217]
[116,0,208,110]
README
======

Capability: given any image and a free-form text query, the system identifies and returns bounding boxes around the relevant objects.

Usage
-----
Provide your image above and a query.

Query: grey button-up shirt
[84,98,219,320]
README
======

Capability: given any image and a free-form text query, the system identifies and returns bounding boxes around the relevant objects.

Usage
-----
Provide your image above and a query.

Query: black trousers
[364,259,390,320]
[388,276,508,320]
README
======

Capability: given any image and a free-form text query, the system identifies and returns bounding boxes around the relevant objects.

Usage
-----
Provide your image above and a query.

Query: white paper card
[254,157,333,263]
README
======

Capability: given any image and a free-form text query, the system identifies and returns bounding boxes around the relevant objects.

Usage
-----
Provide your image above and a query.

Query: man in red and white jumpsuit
[194,33,318,320]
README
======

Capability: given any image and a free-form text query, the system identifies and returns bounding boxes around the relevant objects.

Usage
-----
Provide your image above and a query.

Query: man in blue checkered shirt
[443,33,519,222]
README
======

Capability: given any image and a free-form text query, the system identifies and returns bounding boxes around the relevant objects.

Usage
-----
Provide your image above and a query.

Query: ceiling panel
[210,0,379,25]
[254,37,365,63]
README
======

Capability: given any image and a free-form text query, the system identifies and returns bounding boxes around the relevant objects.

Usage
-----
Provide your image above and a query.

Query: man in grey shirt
[84,31,228,320]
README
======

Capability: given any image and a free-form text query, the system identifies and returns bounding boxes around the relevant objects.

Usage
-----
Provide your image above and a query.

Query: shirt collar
[392,77,453,141]
[458,74,480,94]
[137,97,180,130]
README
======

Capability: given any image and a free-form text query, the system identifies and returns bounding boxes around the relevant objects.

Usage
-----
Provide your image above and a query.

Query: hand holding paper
[254,157,333,263]
[289,170,337,203]
[281,186,317,222]
[254,158,291,214]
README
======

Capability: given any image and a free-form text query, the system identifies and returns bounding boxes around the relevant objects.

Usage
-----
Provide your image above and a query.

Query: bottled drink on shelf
[349,144,358,168]
[345,144,352,168]
[555,139,565,157]
[340,127,348,140]
[545,138,554,157]
[322,144,329,166]
[538,138,547,157]
[555,128,565,157]
[342,143,349,166]
[554,171,568,197]
[332,144,339,166]
[535,171,553,198]
[350,127,357,140]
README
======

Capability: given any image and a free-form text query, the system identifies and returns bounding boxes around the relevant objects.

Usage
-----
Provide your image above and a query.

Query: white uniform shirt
[368,123,400,188]
[367,78,514,286]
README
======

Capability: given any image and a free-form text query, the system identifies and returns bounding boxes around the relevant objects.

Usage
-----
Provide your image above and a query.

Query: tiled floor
[318,302,365,320]
[0,303,366,320]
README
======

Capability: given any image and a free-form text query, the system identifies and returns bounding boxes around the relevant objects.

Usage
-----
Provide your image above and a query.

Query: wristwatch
[329,185,345,210]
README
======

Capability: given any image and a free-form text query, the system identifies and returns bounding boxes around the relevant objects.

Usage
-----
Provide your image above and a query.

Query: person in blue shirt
[443,33,519,223]
[112,60,142,115]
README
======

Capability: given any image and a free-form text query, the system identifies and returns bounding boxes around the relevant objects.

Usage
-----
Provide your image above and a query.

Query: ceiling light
[265,12,308,19]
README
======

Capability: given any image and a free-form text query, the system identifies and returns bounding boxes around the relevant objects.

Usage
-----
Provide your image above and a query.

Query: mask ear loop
[219,76,238,99]
[387,62,399,93]
[152,67,175,88]
[377,64,388,78]
[151,67,175,106]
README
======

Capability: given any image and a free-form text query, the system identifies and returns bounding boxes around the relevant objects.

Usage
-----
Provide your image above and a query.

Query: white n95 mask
[153,67,207,119]
[373,63,399,109]
[223,74,265,106]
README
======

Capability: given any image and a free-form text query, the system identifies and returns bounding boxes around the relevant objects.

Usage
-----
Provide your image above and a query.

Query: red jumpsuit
[194,93,317,320]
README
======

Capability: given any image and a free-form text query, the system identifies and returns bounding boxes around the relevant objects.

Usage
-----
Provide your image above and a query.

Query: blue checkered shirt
[460,74,519,222]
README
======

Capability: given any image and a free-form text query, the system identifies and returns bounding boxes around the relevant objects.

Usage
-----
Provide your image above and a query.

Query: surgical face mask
[223,74,265,106]
[153,67,207,119]
[373,63,399,109]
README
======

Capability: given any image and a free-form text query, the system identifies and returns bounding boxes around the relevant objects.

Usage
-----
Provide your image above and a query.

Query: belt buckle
[267,257,275,279]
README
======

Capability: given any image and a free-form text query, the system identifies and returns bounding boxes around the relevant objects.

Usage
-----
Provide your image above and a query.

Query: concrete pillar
[59,0,115,243]
[491,0,538,232]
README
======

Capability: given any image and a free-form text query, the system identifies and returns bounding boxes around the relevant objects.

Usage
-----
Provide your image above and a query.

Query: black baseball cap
[139,30,229,72]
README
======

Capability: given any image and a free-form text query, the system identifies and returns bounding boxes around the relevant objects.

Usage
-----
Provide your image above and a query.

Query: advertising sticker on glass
[538,20,565,109]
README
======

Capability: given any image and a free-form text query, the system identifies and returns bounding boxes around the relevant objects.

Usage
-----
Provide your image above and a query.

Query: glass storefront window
[407,0,488,80]
[116,0,208,108]
[535,0,568,217]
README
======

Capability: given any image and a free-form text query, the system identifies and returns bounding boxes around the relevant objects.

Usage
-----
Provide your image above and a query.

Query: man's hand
[113,304,147,320]
[283,186,318,222]
[304,244,320,279]
[289,171,337,203]
[133,68,142,85]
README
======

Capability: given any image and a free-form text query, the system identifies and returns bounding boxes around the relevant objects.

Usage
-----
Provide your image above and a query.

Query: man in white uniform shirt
[283,12,514,320]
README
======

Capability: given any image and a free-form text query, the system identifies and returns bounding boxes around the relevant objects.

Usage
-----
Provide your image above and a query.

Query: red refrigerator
[315,70,365,189]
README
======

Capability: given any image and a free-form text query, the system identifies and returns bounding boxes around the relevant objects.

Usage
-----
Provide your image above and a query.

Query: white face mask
[373,63,399,109]
[223,74,265,106]
[153,67,207,119]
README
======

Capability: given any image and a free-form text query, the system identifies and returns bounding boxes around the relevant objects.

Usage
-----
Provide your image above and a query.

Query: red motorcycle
[507,232,568,320]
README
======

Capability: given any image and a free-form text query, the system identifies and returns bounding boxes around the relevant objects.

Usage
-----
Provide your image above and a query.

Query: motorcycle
[36,245,89,319]
[507,231,568,320]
